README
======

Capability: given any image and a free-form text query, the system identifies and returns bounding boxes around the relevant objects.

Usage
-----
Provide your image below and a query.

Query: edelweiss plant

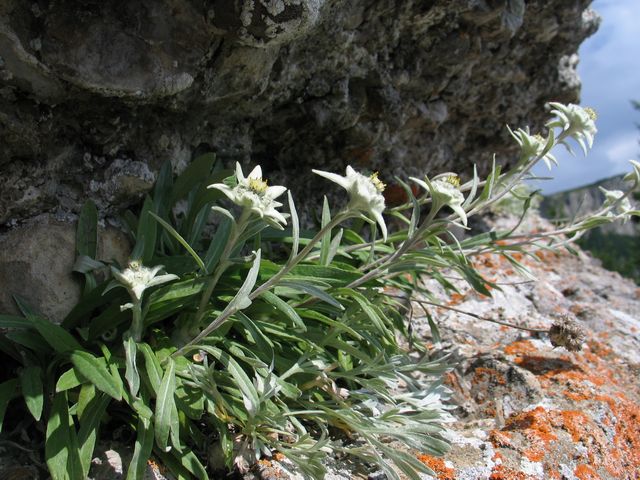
[0,103,638,480]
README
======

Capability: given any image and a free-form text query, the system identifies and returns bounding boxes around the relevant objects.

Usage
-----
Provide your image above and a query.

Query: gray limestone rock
[0,214,130,321]
[0,0,599,226]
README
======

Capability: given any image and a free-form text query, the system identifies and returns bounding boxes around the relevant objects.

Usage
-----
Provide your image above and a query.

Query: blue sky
[531,0,640,194]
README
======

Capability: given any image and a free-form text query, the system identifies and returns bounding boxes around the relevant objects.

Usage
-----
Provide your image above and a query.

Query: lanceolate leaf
[124,336,140,397]
[287,191,300,262]
[126,416,154,480]
[70,351,123,401]
[45,392,83,480]
[154,357,177,452]
[260,291,306,331]
[20,365,44,421]
[28,315,83,353]
[319,197,332,266]
[78,392,110,478]
[139,343,163,394]
[149,212,206,272]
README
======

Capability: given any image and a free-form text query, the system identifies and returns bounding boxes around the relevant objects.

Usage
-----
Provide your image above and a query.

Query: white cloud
[603,132,639,167]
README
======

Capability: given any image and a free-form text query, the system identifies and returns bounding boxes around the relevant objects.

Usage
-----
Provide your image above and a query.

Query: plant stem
[129,302,143,342]
[194,208,251,323]
[415,299,547,333]
[249,212,351,301]
[174,212,351,357]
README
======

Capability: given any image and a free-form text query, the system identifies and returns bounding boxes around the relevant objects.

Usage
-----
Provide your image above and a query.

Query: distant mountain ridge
[540,174,640,283]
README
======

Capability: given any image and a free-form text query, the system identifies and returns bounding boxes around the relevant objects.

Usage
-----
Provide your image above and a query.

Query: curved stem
[249,212,351,301]
[174,212,352,357]
[194,208,251,323]
[415,299,547,333]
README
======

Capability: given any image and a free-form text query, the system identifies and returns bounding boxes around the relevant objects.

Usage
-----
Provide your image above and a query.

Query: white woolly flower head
[508,126,557,169]
[312,166,388,241]
[411,174,468,226]
[547,102,597,155]
[111,261,178,302]
[623,159,640,186]
[599,187,633,222]
[208,163,288,229]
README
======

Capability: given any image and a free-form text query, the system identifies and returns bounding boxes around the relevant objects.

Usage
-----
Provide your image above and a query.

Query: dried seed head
[548,316,586,352]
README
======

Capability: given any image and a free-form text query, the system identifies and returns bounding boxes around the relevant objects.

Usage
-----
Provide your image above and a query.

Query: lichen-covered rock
[0,0,598,225]
[418,213,640,480]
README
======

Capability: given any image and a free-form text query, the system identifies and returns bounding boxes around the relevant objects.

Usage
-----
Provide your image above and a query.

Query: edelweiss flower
[312,166,388,241]
[623,159,640,185]
[599,187,633,221]
[209,163,287,228]
[508,127,558,169]
[111,261,178,302]
[410,175,468,226]
[547,102,597,155]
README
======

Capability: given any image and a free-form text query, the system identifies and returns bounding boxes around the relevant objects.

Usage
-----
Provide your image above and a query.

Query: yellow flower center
[248,177,269,194]
[584,107,597,121]
[445,175,461,188]
[533,133,545,143]
[369,172,386,192]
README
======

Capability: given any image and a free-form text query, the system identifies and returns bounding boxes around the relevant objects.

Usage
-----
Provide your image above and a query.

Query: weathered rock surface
[0,214,130,321]
[1,0,598,226]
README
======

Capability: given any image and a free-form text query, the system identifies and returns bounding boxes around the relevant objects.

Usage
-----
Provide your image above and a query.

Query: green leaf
[0,379,19,431]
[170,153,217,204]
[175,385,205,420]
[131,195,158,263]
[154,357,176,452]
[234,312,274,357]
[279,280,343,310]
[204,217,232,273]
[172,449,208,480]
[45,392,83,480]
[150,212,206,272]
[326,228,344,265]
[126,416,154,480]
[56,367,83,392]
[20,365,43,421]
[0,314,31,328]
[319,197,332,266]
[195,346,260,418]
[5,330,51,354]
[30,315,83,353]
[260,291,306,331]
[395,177,420,237]
[139,343,162,394]
[287,191,300,262]
[124,336,140,397]
[70,351,122,401]
[76,201,98,258]
[77,384,96,419]
[78,392,110,478]
[230,249,262,311]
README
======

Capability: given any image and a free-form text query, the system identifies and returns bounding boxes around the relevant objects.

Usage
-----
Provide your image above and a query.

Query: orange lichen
[504,407,558,461]
[416,454,456,480]
[447,292,465,305]
[504,340,537,356]
[489,465,531,480]
[489,430,513,448]
[574,464,600,480]
[473,367,507,385]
